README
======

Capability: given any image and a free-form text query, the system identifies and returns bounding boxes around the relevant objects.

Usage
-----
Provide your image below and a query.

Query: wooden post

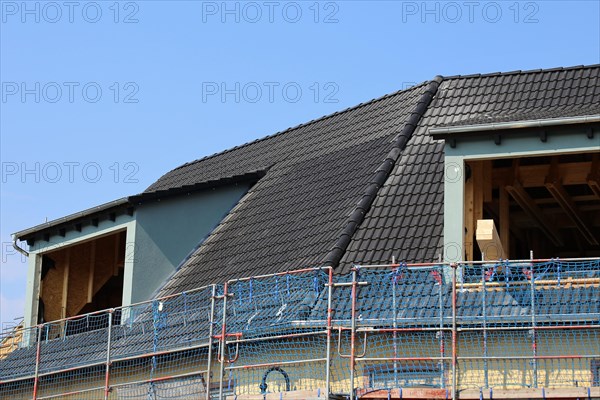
[476,219,506,260]
[499,186,510,258]
[88,241,96,303]
[114,233,121,276]
[464,161,484,261]
[464,165,474,261]
[482,160,493,203]
[61,248,70,319]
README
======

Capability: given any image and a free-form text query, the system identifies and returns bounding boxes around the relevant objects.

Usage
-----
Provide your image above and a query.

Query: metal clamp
[336,327,367,359]
[215,332,242,363]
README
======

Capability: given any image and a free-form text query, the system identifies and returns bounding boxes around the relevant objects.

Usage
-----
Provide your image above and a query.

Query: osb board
[40,249,67,323]
[94,234,118,294]
[66,240,92,317]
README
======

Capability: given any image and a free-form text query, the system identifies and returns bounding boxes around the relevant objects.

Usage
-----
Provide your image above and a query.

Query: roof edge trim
[322,75,444,269]
[429,115,600,136]
[13,198,130,240]
[131,169,268,204]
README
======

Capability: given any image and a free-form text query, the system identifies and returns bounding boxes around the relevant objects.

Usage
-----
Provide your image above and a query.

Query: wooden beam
[476,219,506,260]
[545,178,599,246]
[499,186,510,257]
[588,153,600,198]
[493,161,593,188]
[505,181,564,247]
[482,160,493,203]
[464,165,474,261]
[463,161,486,261]
[61,248,70,319]
[472,161,484,223]
[114,233,121,276]
[87,241,96,303]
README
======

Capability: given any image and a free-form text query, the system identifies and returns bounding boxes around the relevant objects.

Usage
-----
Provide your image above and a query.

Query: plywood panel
[40,250,66,323]
[67,242,90,317]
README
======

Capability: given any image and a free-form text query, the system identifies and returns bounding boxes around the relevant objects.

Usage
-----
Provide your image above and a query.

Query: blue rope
[286,274,290,297]
[391,263,407,285]
[504,260,511,288]
[238,280,243,307]
[556,258,562,287]
[313,274,319,296]
[275,276,279,301]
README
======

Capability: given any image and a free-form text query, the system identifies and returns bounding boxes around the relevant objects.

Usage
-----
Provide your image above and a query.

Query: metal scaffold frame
[0,258,599,400]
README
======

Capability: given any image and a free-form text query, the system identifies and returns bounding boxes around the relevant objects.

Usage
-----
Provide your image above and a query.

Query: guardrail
[0,258,598,399]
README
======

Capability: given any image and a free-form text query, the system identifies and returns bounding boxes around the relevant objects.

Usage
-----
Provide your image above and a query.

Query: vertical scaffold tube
[482,266,489,388]
[349,267,358,400]
[451,263,458,400]
[104,309,113,400]
[32,325,42,400]
[218,283,229,400]
[206,285,216,400]
[530,263,538,388]
[393,271,398,389]
[326,268,333,396]
[439,266,445,389]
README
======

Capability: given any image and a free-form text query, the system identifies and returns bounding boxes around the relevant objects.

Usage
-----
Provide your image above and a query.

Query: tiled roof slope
[152,65,599,293]
[158,82,435,295]
[339,65,600,268]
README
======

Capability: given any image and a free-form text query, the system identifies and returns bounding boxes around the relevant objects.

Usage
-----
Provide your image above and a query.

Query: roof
[150,64,600,295]
[13,198,131,242]
[11,65,600,288]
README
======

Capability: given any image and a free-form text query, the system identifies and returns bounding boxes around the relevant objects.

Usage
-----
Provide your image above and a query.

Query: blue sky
[1,0,599,327]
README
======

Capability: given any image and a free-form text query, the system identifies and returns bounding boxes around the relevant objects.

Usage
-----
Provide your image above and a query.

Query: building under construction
[1,65,599,399]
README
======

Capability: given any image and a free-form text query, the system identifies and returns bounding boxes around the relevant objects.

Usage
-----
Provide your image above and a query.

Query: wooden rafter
[87,241,96,303]
[499,186,510,256]
[545,177,599,246]
[505,181,564,247]
[588,154,600,198]
[61,248,70,319]
[464,161,484,261]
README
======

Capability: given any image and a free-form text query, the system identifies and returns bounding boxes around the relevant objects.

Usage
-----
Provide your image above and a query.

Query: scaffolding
[0,258,599,399]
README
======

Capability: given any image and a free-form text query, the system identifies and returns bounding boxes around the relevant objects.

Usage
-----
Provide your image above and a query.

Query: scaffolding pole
[218,282,229,400]
[325,267,333,397]
[451,263,458,400]
[103,310,113,400]
[531,263,538,388]
[32,326,42,400]
[206,284,216,400]
[482,266,489,389]
[349,267,358,400]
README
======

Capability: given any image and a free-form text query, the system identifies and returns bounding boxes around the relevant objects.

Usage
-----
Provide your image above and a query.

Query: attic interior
[38,230,126,324]
[464,152,600,261]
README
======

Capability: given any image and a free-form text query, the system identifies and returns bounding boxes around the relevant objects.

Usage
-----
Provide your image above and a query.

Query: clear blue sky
[1,0,599,327]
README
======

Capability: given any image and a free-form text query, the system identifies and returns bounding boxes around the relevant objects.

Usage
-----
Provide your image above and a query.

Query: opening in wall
[38,230,126,327]
[464,152,600,261]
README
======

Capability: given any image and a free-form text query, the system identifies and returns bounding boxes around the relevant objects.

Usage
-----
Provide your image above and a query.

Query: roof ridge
[166,81,432,174]
[441,63,600,80]
[322,75,444,269]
